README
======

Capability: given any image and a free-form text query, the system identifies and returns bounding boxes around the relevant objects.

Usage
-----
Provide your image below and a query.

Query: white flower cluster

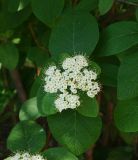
[44,55,100,112]
[5,152,46,160]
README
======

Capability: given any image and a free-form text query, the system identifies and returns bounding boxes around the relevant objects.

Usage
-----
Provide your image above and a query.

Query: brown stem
[85,146,94,160]
[102,102,113,146]
[117,0,138,6]
[100,1,134,28]
[10,69,27,103]
[2,68,9,88]
[100,2,116,27]
[115,11,134,21]
[134,136,138,158]
[46,131,52,149]
[28,23,51,57]
[41,130,52,151]
[72,0,79,6]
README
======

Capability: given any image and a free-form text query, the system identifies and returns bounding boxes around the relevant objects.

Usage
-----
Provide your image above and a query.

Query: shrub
[0,0,138,160]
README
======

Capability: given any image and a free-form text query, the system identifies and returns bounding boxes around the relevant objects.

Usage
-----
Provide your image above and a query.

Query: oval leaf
[30,77,42,98]
[48,110,102,155]
[43,147,78,160]
[27,47,49,67]
[49,11,99,58]
[8,0,20,12]
[120,132,138,145]
[76,0,98,12]
[114,99,138,132]
[77,95,99,117]
[31,0,64,27]
[89,61,101,75]
[19,97,41,121]
[107,147,133,160]
[0,43,19,70]
[100,63,118,87]
[99,0,114,15]
[7,121,46,152]
[117,52,138,100]
[37,86,58,116]
[97,21,138,56]
[8,0,30,12]
[0,6,31,32]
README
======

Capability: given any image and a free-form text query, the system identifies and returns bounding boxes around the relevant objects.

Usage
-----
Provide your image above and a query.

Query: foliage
[0,0,138,160]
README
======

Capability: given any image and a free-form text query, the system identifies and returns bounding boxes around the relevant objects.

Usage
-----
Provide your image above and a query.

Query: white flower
[83,69,97,80]
[45,66,57,76]
[74,55,88,69]
[62,55,88,72]
[44,67,62,93]
[62,57,76,71]
[5,152,46,160]
[55,93,80,112]
[44,55,100,112]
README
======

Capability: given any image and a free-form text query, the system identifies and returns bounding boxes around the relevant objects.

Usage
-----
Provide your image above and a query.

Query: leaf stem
[10,69,27,103]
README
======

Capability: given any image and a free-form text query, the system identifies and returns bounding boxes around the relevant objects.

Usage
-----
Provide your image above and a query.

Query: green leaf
[8,0,30,12]
[43,147,78,160]
[54,52,70,64]
[0,43,19,70]
[37,86,58,116]
[97,21,138,56]
[107,147,133,160]
[48,110,102,155]
[0,6,31,32]
[100,63,118,87]
[76,0,98,12]
[4,158,10,160]
[7,121,46,153]
[117,52,138,100]
[120,132,138,145]
[31,0,64,27]
[77,95,99,117]
[99,0,114,15]
[89,61,101,75]
[8,0,20,12]
[114,99,138,132]
[49,11,99,58]
[30,77,42,98]
[19,97,41,121]
[18,0,30,11]
[27,47,50,67]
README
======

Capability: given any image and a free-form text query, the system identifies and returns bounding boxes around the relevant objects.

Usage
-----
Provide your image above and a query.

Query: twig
[85,146,95,160]
[28,23,51,57]
[72,0,79,6]
[134,136,138,158]
[100,3,117,27]
[115,11,134,20]
[2,68,9,88]
[117,0,138,6]
[102,102,113,146]
[41,130,52,151]
[10,69,27,103]
[45,131,52,149]
[101,9,134,27]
